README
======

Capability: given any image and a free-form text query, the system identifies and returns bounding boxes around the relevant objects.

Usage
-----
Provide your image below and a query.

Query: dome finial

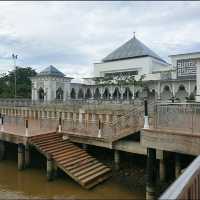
[133,32,136,38]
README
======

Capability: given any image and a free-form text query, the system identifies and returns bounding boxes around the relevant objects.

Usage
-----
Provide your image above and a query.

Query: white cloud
[0,1,200,78]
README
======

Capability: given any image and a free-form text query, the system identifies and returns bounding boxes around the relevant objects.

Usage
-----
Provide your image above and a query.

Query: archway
[161,85,172,100]
[123,87,133,100]
[103,88,110,100]
[85,88,92,99]
[175,85,188,101]
[56,87,63,100]
[70,88,76,99]
[38,88,44,101]
[78,89,84,99]
[94,88,101,99]
[113,87,121,100]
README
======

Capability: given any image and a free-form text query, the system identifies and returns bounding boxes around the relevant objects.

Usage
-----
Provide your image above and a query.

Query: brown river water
[0,143,145,199]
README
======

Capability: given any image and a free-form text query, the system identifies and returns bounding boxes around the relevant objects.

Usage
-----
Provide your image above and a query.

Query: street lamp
[12,54,18,100]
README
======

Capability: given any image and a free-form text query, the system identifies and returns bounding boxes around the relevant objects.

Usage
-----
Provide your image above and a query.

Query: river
[0,143,145,199]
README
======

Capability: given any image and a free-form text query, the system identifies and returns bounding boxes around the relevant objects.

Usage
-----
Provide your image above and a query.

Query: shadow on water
[0,142,145,199]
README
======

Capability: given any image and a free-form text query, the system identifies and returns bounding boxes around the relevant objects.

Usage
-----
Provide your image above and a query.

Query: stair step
[81,168,111,185]
[56,151,87,162]
[43,143,73,152]
[30,133,60,142]
[52,147,80,156]
[78,165,107,180]
[64,157,95,168]
[69,160,99,174]
[74,163,103,177]
[60,154,91,166]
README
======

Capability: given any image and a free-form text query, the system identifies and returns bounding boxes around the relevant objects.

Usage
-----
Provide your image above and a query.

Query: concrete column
[18,143,25,171]
[159,159,165,182]
[146,148,156,200]
[25,145,30,168]
[82,143,87,150]
[196,61,200,101]
[114,150,120,170]
[106,114,110,123]
[79,113,83,122]
[175,153,181,179]
[47,154,54,181]
[0,141,5,160]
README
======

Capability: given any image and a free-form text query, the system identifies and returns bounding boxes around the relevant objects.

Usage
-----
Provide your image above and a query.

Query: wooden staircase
[29,132,111,189]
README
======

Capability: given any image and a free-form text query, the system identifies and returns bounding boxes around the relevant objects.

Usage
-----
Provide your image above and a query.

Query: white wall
[94,57,152,77]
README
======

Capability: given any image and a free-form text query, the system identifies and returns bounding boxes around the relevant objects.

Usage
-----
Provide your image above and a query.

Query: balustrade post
[58,117,62,133]
[1,116,4,131]
[25,119,29,137]
[144,98,149,129]
[98,119,102,138]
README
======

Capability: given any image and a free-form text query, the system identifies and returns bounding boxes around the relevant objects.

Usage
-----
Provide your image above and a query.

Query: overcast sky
[0,1,200,80]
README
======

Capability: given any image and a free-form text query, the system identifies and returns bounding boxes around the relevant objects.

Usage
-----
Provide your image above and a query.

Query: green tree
[0,67,37,98]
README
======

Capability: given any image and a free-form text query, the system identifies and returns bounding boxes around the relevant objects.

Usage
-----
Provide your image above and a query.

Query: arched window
[85,88,92,99]
[103,88,110,100]
[38,88,44,101]
[179,85,185,91]
[56,87,63,100]
[113,87,121,100]
[70,88,76,99]
[78,89,84,99]
[94,88,101,99]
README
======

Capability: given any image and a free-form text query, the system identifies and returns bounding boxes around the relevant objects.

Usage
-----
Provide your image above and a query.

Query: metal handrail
[160,155,200,200]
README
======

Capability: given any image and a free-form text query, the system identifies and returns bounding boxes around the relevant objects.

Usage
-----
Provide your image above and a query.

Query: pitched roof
[38,65,65,77]
[102,36,167,63]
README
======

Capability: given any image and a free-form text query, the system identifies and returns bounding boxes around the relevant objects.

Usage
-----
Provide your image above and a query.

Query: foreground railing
[160,155,200,200]
[154,103,200,133]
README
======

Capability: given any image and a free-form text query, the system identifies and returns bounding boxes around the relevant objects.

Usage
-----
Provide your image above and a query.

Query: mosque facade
[30,36,200,103]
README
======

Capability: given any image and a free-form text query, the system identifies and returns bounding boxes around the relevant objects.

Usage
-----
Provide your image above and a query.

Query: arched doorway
[85,88,92,99]
[70,88,76,99]
[56,87,63,100]
[38,88,44,101]
[94,88,101,99]
[78,89,84,99]
[113,87,121,100]
[123,87,133,100]
[175,85,188,101]
[103,88,110,100]
[161,85,172,100]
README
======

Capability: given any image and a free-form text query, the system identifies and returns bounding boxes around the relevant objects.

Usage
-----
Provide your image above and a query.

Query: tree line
[0,67,37,98]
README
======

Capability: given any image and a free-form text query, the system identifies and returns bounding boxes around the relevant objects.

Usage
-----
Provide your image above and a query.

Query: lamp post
[12,54,18,100]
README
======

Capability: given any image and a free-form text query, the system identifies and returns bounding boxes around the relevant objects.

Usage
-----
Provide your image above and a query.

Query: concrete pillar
[82,143,87,150]
[114,150,120,170]
[47,154,54,181]
[196,61,200,101]
[146,148,156,200]
[0,141,5,160]
[25,145,30,168]
[18,143,25,171]
[159,159,165,182]
[175,153,181,179]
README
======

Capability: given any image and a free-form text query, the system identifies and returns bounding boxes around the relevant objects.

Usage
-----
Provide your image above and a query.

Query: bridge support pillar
[146,148,156,200]
[175,153,181,179]
[47,154,54,181]
[18,143,25,170]
[0,141,5,160]
[114,150,120,170]
[82,143,87,150]
[25,145,30,168]
[159,159,165,182]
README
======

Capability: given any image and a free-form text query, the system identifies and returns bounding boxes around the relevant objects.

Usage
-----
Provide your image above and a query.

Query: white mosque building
[31,35,200,103]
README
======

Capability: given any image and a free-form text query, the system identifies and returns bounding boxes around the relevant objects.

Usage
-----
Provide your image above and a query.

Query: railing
[154,103,200,133]
[160,155,200,200]
[1,115,58,135]
[0,98,142,107]
[61,101,155,141]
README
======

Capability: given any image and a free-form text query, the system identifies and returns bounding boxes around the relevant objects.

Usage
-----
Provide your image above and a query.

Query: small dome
[38,65,65,77]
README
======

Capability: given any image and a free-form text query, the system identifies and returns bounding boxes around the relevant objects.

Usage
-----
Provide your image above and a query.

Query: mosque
[30,35,200,103]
